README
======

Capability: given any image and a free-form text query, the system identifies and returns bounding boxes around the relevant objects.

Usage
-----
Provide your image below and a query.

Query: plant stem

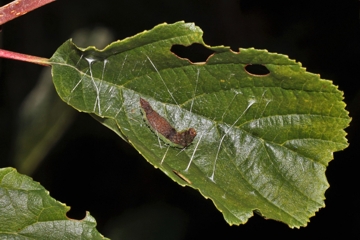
[0,49,50,66]
[0,0,55,25]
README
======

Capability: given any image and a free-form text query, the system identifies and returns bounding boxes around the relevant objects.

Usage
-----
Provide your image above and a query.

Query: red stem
[0,0,55,25]
[0,49,50,66]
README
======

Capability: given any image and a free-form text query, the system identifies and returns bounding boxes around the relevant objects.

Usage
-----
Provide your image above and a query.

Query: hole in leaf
[245,64,270,76]
[173,170,192,184]
[254,209,263,217]
[171,43,214,63]
[66,208,86,220]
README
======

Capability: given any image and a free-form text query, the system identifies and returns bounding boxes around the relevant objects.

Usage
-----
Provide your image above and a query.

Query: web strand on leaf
[210,99,256,182]
[146,55,179,107]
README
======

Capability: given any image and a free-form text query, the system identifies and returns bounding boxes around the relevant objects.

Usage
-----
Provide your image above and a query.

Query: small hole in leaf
[66,208,86,220]
[245,64,270,76]
[171,44,214,63]
[229,46,240,53]
[173,170,192,184]
[254,209,263,217]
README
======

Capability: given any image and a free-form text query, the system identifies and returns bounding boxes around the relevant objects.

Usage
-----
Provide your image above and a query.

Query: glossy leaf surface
[50,22,350,228]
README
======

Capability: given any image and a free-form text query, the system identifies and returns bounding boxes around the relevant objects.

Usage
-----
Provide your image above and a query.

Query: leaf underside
[50,21,350,228]
[0,168,107,239]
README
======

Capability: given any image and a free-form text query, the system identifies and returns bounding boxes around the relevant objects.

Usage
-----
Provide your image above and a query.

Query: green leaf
[0,167,108,239]
[50,21,350,228]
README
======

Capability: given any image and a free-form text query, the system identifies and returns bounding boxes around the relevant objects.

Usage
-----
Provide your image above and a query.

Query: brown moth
[140,98,197,148]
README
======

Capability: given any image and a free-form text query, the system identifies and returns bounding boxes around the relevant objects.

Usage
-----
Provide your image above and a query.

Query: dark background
[0,0,359,239]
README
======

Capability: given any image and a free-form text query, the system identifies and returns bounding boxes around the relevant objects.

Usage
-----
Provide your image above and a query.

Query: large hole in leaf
[245,64,270,76]
[171,43,214,63]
